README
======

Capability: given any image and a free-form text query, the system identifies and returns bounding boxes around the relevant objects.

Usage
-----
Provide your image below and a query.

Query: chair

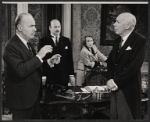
[1,71,11,115]
[76,61,85,86]
[85,71,107,86]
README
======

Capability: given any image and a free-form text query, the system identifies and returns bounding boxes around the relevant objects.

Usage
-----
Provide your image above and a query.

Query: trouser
[11,100,41,120]
[110,89,133,120]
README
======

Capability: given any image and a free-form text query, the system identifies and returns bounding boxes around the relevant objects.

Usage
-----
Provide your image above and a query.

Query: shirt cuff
[36,55,43,63]
[112,80,118,89]
[69,75,74,77]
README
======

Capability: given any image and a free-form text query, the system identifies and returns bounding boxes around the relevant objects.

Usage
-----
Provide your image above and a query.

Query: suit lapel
[112,38,121,63]
[15,35,33,58]
[49,35,56,48]
[58,36,63,51]
[116,31,135,61]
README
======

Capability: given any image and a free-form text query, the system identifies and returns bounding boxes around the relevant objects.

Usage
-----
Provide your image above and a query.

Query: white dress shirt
[121,30,133,47]
[16,33,28,49]
[51,34,60,46]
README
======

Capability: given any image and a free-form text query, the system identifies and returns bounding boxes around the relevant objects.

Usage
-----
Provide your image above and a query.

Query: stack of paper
[84,86,107,92]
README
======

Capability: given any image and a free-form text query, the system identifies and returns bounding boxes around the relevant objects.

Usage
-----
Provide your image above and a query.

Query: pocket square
[126,46,132,50]
[65,46,68,49]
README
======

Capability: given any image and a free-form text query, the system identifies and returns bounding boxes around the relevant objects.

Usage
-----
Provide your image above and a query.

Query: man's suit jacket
[3,35,42,110]
[38,35,74,86]
[107,31,147,119]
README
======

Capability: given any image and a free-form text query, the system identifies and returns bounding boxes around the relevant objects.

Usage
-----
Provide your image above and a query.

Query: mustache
[55,30,60,32]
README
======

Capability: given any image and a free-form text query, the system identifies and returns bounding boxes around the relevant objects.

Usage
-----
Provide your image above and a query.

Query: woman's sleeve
[94,45,107,62]
[80,50,95,68]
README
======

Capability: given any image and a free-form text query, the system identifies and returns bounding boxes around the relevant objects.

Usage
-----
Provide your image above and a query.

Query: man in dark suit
[3,13,59,120]
[106,12,147,119]
[38,19,75,89]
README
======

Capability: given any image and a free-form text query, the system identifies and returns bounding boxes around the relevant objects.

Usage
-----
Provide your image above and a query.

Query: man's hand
[37,45,53,59]
[69,76,75,86]
[107,79,118,91]
[101,62,107,67]
[47,54,61,67]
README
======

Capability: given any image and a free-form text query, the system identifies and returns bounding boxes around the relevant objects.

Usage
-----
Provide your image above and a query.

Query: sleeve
[114,38,147,88]
[106,38,120,80]
[92,45,107,62]
[3,44,42,78]
[97,50,107,62]
[80,49,95,68]
[37,38,51,76]
[106,50,114,80]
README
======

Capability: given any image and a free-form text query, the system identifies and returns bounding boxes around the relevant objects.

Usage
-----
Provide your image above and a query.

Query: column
[17,3,28,15]
[61,4,71,39]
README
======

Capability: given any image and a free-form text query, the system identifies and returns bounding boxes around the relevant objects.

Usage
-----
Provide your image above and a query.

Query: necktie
[55,37,59,47]
[119,38,123,50]
[27,42,34,56]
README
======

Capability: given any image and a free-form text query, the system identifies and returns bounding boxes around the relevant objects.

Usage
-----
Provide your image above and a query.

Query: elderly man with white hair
[106,12,147,119]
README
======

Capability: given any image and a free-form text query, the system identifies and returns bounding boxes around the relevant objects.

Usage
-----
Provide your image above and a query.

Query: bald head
[15,13,36,41]
[15,13,33,29]
[49,19,60,27]
[113,12,136,37]
[49,19,61,36]
[118,12,136,28]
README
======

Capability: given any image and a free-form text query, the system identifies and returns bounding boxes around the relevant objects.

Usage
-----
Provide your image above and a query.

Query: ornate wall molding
[62,4,71,39]
[81,4,101,49]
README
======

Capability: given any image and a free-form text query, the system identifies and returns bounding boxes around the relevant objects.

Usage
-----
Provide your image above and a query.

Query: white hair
[15,13,32,29]
[120,12,136,28]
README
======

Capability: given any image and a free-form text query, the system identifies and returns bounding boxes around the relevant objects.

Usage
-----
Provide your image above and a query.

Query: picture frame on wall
[100,4,148,46]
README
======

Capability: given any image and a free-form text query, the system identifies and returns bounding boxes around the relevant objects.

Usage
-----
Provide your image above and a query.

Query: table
[40,86,110,119]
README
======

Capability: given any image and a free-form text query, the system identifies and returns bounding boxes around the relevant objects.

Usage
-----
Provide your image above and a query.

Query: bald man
[106,12,147,119]
[38,19,75,95]
[3,13,58,120]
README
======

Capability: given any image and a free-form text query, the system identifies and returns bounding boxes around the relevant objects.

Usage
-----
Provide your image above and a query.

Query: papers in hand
[84,86,108,92]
